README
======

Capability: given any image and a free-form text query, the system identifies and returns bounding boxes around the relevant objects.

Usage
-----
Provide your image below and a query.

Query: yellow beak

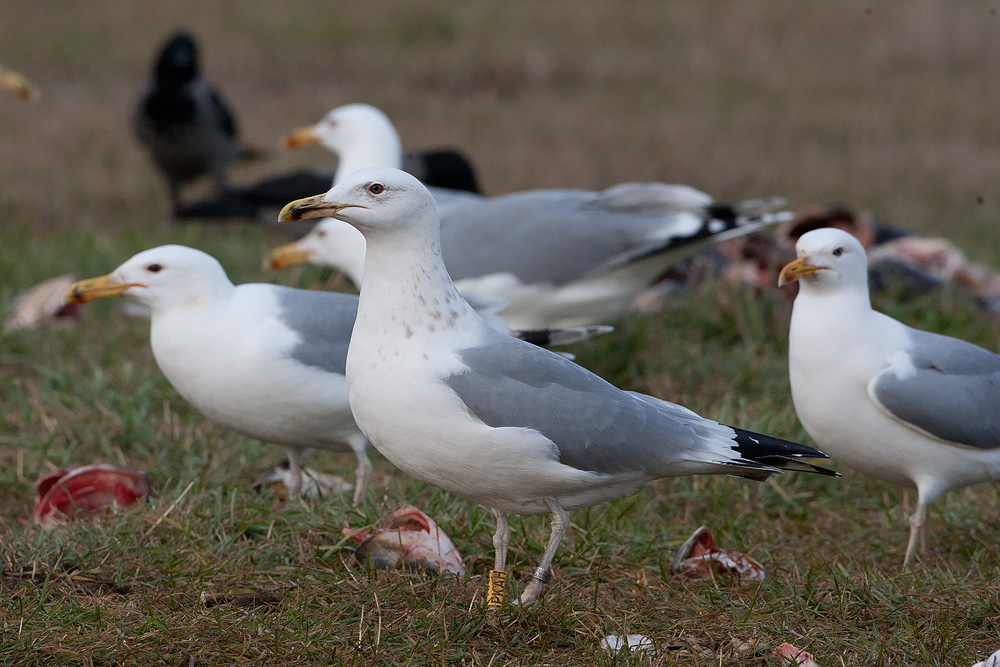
[280,126,320,150]
[266,243,313,270]
[0,68,38,101]
[778,257,821,287]
[278,194,361,223]
[63,274,144,304]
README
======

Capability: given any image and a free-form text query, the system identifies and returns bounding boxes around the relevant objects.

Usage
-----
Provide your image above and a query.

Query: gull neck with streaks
[351,217,480,351]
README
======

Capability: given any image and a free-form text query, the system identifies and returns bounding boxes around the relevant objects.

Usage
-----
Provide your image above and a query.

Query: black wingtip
[753,456,841,477]
[705,204,738,226]
[512,325,613,349]
[596,204,788,274]
[729,427,839,477]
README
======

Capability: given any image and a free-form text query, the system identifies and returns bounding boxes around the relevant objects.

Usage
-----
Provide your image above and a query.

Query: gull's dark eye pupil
[832,247,844,257]
[147,264,163,273]
[368,183,384,195]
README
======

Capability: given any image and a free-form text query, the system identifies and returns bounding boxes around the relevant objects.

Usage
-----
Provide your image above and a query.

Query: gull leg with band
[487,509,510,608]
[518,500,569,607]
[282,168,835,608]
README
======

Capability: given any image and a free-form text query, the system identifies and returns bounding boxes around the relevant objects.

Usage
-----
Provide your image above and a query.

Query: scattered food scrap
[645,203,1000,315]
[32,464,150,530]
[4,275,82,333]
[773,642,820,666]
[669,526,765,581]
[347,505,465,577]
[0,64,39,101]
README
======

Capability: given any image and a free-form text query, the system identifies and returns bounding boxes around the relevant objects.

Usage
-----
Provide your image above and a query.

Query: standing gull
[63,246,605,502]
[273,103,792,329]
[280,168,834,606]
[66,245,369,504]
[780,227,1000,566]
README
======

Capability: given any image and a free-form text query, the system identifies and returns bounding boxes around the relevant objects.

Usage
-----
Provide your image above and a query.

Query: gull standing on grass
[64,246,606,503]
[280,167,835,606]
[780,227,1000,566]
[66,246,369,505]
[272,103,793,330]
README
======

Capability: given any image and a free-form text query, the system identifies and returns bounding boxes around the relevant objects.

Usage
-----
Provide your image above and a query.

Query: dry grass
[3,2,1000,665]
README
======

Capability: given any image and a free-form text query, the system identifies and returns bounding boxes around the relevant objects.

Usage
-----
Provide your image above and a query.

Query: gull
[64,246,605,502]
[280,167,834,606]
[66,245,368,504]
[780,227,1000,566]
[274,103,792,329]
[134,32,253,211]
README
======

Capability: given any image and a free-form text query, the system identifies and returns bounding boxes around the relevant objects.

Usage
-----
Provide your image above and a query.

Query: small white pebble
[600,634,653,653]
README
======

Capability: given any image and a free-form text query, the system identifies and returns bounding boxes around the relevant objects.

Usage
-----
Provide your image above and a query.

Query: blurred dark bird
[134,32,257,212]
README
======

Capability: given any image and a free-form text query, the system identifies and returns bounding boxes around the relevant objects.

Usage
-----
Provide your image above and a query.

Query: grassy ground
[2,2,1000,665]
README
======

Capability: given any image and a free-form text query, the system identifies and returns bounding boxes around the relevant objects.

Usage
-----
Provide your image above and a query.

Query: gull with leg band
[280,168,835,606]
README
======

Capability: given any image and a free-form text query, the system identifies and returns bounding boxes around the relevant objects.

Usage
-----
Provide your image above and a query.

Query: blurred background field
[2,1,1000,665]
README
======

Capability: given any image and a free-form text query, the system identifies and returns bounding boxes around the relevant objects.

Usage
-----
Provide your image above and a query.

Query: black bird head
[153,32,199,85]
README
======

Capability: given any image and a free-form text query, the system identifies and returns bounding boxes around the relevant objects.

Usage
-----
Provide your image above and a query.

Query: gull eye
[832,247,844,257]
[368,183,385,195]
[317,230,327,238]
[147,263,163,273]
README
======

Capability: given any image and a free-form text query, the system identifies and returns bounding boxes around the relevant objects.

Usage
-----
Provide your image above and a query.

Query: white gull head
[779,227,869,295]
[306,104,403,181]
[66,244,233,315]
[280,167,439,243]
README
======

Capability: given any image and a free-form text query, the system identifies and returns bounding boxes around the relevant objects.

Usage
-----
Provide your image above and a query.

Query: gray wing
[439,188,696,285]
[443,334,736,474]
[438,185,786,285]
[868,328,1000,449]
[587,182,714,212]
[273,286,358,376]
